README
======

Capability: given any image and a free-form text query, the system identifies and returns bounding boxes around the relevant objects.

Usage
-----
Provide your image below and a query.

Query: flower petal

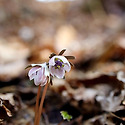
[50,66,65,78]
[64,63,71,72]
[34,68,43,86]
[49,56,71,78]
[27,62,50,86]
[54,68,65,78]
[28,67,40,78]
[49,66,56,77]
[29,73,36,80]
[34,76,40,86]
[40,76,48,86]
[44,66,50,77]
[49,57,56,66]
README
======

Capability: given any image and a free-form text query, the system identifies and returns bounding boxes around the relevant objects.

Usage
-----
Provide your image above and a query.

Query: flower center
[55,60,63,69]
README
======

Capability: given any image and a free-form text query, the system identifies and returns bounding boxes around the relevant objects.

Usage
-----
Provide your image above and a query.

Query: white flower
[49,56,71,78]
[28,63,49,86]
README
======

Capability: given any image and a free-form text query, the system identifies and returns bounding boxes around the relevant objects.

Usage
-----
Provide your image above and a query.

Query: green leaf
[60,111,72,121]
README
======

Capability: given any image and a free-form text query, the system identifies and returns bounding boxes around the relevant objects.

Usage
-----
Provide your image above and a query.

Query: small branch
[36,82,49,125]
[34,85,41,125]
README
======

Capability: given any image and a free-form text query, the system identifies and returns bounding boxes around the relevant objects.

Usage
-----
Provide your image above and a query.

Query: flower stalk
[34,85,41,125]
[36,82,49,125]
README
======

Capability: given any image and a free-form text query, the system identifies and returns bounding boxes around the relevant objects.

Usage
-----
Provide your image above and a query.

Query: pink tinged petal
[41,68,46,82]
[29,73,36,80]
[28,63,50,86]
[49,56,56,66]
[34,68,43,86]
[34,76,40,86]
[49,66,69,79]
[64,63,71,72]
[40,76,48,86]
[29,62,48,77]
[54,68,65,79]
[42,75,47,83]
[28,67,41,78]
[49,66,56,77]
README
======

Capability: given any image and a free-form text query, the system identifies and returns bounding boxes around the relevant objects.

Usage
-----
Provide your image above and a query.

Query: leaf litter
[0,0,125,124]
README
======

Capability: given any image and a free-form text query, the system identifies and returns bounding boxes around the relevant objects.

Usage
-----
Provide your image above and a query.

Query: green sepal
[58,49,66,55]
[25,65,32,69]
[49,53,56,58]
[64,56,75,60]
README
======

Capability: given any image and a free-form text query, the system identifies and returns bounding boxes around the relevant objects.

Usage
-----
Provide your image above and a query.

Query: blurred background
[0,0,125,124]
